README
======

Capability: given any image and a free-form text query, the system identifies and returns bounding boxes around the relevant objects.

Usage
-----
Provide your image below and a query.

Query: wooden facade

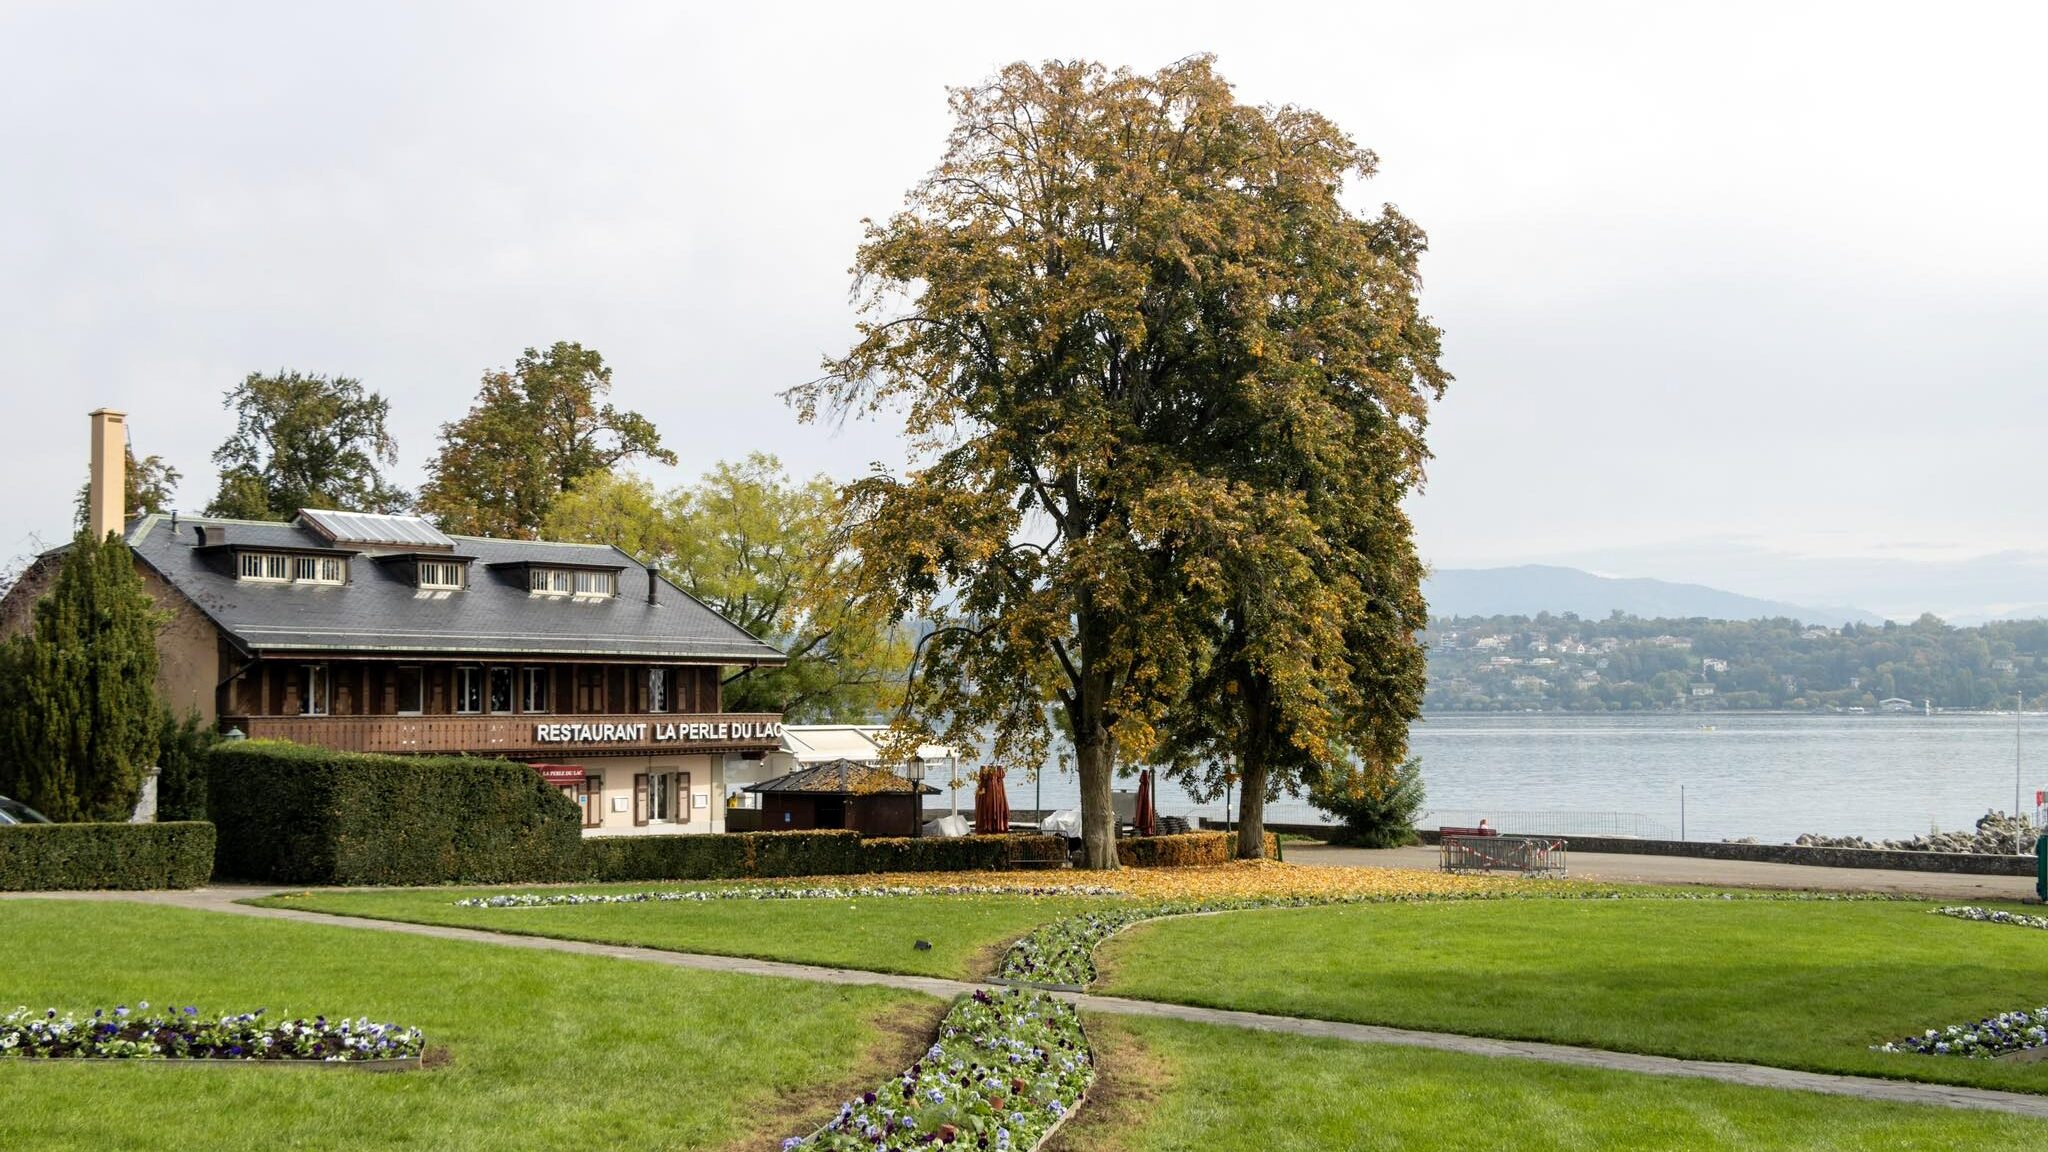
[757,792,920,838]
[219,658,721,720]
[218,658,783,758]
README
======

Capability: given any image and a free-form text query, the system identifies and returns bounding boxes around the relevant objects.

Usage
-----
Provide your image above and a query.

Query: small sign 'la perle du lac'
[533,721,785,745]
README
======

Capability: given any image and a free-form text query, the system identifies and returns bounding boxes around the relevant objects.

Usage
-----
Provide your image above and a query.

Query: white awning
[780,725,955,765]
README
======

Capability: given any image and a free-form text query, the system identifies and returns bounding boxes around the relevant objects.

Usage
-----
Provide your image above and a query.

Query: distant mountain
[1423,565,1885,626]
[1530,542,2048,626]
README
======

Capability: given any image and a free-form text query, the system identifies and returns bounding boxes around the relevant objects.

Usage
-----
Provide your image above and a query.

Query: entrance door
[813,795,846,829]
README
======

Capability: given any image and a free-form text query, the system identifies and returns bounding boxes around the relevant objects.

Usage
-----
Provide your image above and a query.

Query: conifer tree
[0,530,164,821]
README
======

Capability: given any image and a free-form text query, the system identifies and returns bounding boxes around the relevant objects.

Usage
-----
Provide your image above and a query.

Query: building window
[300,664,330,716]
[488,666,513,713]
[576,666,604,712]
[634,770,691,826]
[295,556,346,584]
[532,568,616,597]
[238,552,343,584]
[419,560,464,590]
[395,666,423,715]
[648,667,670,713]
[455,667,483,714]
[239,552,290,581]
[521,667,550,714]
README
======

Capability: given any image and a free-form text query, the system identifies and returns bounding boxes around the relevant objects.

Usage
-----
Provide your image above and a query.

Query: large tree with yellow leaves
[794,57,1445,867]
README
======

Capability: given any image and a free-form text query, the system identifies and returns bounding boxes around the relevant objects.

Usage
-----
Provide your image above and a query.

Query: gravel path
[1291,842,2043,901]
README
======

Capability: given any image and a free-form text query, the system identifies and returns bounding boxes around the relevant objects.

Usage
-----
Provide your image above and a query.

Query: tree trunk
[1070,597,1120,870]
[1076,734,1119,870]
[1235,680,1271,860]
[1236,754,1268,860]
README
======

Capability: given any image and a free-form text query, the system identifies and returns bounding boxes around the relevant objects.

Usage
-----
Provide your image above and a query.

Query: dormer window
[530,568,616,598]
[419,560,465,590]
[238,552,345,585]
[240,552,290,581]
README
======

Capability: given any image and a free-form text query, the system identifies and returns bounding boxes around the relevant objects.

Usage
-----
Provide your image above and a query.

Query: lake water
[967,713,2048,843]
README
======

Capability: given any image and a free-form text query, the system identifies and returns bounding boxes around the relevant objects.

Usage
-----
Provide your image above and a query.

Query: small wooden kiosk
[742,757,940,838]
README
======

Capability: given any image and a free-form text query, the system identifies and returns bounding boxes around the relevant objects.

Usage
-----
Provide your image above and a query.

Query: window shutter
[678,772,692,824]
[633,774,649,826]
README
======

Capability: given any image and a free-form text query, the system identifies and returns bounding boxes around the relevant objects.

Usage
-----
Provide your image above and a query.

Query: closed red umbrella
[988,766,1010,834]
[973,766,995,835]
[1135,768,1157,837]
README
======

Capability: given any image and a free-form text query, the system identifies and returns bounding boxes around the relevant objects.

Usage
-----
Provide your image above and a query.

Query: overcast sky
[4,1,2043,611]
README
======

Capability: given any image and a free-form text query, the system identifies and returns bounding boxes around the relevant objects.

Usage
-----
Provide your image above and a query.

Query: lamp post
[2018,690,2027,855]
[906,757,928,838]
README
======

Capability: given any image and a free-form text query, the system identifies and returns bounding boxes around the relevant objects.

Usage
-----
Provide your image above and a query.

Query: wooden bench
[1439,825,1498,839]
[1441,832,1568,877]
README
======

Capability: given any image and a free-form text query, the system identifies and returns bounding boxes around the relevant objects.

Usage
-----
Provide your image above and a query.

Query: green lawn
[1056,1015,2048,1151]
[253,884,1109,979]
[0,900,936,1151]
[1095,898,2048,1092]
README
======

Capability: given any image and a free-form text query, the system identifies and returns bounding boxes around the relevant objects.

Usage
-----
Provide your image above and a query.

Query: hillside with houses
[1424,613,2048,712]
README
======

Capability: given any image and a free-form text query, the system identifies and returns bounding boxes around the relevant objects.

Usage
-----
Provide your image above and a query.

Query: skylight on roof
[298,508,457,549]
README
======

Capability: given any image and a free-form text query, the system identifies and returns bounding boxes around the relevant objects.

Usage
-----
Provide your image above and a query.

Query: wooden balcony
[221,712,786,758]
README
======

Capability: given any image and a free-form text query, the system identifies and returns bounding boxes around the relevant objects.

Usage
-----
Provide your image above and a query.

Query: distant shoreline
[1418,708,2034,717]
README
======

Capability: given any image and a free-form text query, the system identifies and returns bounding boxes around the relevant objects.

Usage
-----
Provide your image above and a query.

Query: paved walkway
[1290,842,2042,901]
[15,885,2048,1120]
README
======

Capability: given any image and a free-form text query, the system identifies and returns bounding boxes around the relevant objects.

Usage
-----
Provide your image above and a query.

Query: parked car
[0,794,53,825]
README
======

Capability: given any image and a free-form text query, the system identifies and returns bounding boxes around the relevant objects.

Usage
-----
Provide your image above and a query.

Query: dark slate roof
[125,513,786,664]
[742,758,940,796]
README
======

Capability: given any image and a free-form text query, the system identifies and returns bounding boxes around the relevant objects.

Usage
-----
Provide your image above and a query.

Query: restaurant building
[0,410,789,835]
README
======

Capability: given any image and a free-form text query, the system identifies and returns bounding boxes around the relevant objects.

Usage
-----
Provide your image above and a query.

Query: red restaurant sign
[534,764,587,787]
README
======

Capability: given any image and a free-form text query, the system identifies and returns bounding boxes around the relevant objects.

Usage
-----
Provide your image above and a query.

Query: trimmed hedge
[208,741,583,885]
[857,834,1066,873]
[580,830,864,882]
[0,821,215,891]
[206,739,1070,886]
[1118,830,1278,867]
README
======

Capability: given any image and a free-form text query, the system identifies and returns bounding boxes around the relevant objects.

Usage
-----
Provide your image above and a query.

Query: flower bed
[454,883,1123,909]
[1874,1007,2048,1059]
[1,1003,425,1062]
[999,909,1157,987]
[788,988,1091,1151]
[1934,906,2048,931]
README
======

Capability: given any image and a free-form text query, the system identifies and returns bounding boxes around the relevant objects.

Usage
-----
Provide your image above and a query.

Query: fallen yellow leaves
[814,860,1547,904]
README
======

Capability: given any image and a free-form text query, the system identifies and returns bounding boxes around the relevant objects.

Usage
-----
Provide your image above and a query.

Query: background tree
[420,341,675,537]
[794,57,1398,868]
[541,455,911,720]
[154,710,221,822]
[1148,153,1446,858]
[1313,757,1427,848]
[0,530,163,821]
[73,446,181,529]
[205,371,408,519]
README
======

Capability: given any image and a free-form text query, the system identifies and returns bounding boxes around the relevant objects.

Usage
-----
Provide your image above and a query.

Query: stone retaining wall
[1199,819,2041,877]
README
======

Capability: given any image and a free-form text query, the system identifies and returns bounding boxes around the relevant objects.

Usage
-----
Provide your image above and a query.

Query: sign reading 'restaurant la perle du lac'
[534,720,785,745]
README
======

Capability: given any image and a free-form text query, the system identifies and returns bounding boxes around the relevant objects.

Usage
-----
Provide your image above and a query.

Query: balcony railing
[220,712,785,757]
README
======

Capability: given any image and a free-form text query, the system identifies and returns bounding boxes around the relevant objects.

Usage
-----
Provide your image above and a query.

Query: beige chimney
[88,408,127,540]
